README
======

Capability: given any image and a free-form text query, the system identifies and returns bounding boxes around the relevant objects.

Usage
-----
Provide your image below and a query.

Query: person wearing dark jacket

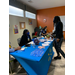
[52,16,65,59]
[19,29,31,46]
[9,29,32,69]
[15,29,32,50]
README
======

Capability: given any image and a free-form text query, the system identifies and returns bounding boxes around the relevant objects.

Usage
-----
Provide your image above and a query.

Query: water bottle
[32,42,35,48]
[9,41,12,49]
[9,41,11,49]
[50,37,52,41]
[39,32,41,36]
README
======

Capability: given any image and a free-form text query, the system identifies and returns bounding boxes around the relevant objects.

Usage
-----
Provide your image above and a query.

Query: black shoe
[54,56,61,60]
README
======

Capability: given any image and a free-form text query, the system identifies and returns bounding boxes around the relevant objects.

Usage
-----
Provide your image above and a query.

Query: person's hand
[56,38,60,42]
[15,46,21,51]
[50,32,53,35]
[42,33,45,35]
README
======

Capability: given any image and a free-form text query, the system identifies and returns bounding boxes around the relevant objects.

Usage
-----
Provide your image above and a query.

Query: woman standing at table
[14,29,32,50]
[51,16,65,59]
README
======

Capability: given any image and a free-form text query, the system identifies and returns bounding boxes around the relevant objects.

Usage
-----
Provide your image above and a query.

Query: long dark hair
[23,29,28,35]
[53,16,61,23]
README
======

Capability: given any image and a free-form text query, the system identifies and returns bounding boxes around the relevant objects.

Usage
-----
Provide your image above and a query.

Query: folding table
[10,40,54,75]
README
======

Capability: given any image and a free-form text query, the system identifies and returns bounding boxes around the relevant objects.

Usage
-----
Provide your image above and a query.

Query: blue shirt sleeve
[9,49,15,53]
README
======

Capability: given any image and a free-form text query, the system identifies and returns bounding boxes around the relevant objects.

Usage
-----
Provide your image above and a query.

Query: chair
[9,55,26,74]
[10,39,28,74]
[17,38,21,45]
[32,27,42,38]
[9,55,15,74]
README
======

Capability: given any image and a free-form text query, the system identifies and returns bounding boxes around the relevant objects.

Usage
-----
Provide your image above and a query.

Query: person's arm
[56,22,63,42]
[29,35,32,41]
[41,33,46,35]
[57,22,63,39]
[19,35,27,46]
[51,29,56,35]
[41,30,47,36]
[50,25,56,37]
[9,46,21,53]
[14,46,21,51]
[9,48,15,52]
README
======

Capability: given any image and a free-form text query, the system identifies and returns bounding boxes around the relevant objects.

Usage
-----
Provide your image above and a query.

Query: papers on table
[46,39,53,42]
[20,47,27,50]
[40,39,46,42]
[42,41,51,46]
[20,47,25,50]
[28,41,34,44]
[28,39,53,45]
[30,49,44,57]
[42,43,49,46]
[44,42,51,44]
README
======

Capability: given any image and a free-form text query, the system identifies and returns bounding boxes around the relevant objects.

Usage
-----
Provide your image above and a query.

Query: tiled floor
[47,41,65,75]
[9,42,65,75]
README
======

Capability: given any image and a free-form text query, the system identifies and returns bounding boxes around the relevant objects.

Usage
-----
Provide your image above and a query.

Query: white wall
[9,15,37,48]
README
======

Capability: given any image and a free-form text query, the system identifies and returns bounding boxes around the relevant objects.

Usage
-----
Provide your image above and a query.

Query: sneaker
[54,56,61,60]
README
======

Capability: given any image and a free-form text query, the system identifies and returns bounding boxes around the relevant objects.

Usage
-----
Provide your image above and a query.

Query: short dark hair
[53,16,61,23]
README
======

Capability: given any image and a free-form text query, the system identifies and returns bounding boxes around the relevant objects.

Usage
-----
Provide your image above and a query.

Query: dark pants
[54,38,65,58]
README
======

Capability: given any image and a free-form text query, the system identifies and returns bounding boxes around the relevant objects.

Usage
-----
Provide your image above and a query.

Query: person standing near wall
[52,16,65,59]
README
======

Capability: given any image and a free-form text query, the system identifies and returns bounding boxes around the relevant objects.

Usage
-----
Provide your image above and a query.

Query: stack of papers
[40,39,46,42]
[30,49,44,57]
[47,39,53,42]
[42,41,51,46]
[42,43,49,46]
[44,42,51,44]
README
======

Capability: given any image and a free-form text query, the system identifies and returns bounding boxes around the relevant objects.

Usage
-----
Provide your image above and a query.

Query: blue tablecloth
[10,40,54,75]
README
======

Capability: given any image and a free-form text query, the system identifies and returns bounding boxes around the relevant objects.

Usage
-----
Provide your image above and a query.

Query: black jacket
[53,21,63,39]
[19,34,31,46]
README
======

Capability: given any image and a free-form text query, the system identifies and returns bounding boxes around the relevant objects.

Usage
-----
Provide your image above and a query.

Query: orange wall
[37,6,65,39]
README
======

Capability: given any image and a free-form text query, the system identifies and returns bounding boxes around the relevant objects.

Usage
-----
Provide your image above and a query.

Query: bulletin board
[20,22,25,29]
[59,16,65,31]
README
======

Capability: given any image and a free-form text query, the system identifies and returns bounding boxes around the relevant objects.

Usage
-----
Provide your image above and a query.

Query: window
[25,11,36,19]
[9,5,24,17]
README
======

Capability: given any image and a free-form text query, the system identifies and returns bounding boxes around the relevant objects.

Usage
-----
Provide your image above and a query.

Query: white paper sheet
[47,39,53,42]
[28,41,34,44]
[20,47,26,50]
[42,43,49,46]
[44,42,51,44]
[21,23,24,28]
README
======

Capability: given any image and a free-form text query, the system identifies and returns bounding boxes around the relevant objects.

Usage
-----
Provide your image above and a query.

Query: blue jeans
[54,38,65,58]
